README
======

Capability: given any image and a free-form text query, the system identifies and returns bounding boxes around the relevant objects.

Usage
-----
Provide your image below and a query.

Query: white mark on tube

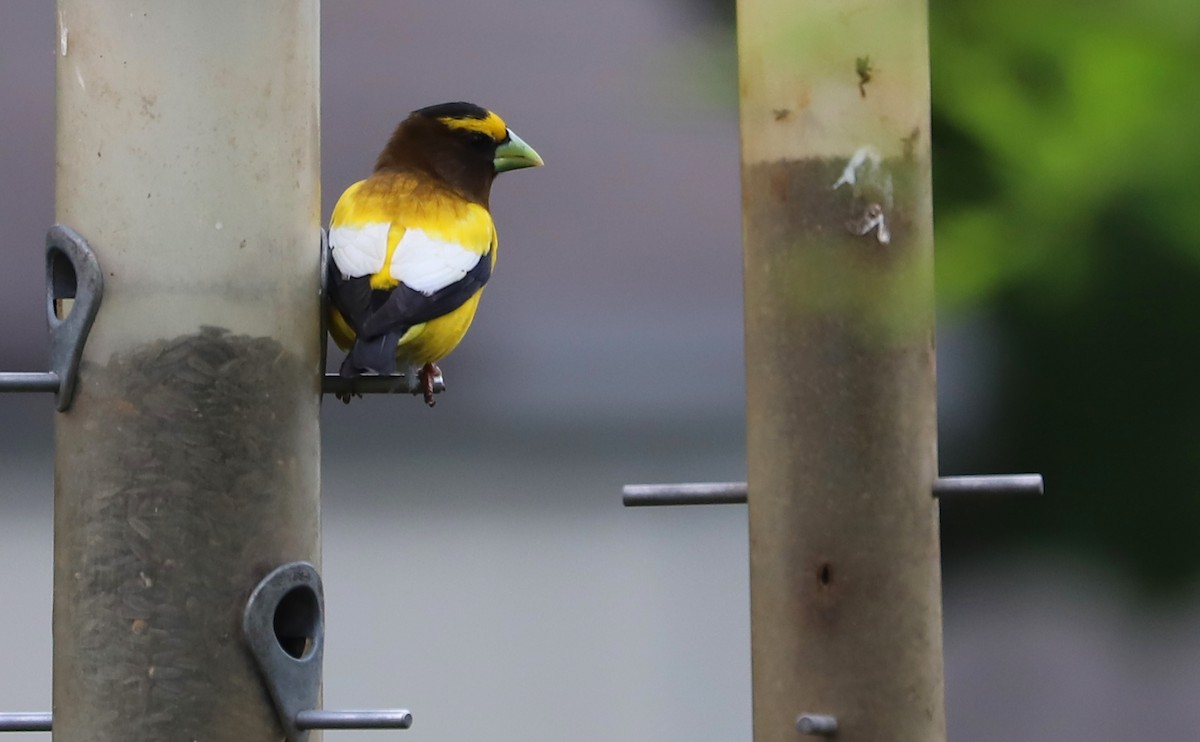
[75,67,85,91]
[832,146,882,190]
[215,222,224,230]
[847,203,891,245]
[58,11,68,56]
[874,213,891,244]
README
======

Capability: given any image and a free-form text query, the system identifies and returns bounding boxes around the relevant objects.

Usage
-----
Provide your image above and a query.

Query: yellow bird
[327,102,543,405]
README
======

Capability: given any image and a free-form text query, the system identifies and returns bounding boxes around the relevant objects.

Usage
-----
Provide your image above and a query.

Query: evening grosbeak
[327,102,543,405]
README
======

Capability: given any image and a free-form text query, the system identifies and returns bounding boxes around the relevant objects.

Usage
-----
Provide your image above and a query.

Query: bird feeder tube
[736,0,945,740]
[53,2,321,740]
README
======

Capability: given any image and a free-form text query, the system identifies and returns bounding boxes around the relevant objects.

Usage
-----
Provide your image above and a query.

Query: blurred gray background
[4,2,1199,741]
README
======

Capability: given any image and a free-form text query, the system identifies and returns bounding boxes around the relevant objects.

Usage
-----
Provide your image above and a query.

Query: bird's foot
[419,363,441,407]
[334,378,363,404]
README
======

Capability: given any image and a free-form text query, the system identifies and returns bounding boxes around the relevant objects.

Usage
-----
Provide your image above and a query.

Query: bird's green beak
[494,129,544,173]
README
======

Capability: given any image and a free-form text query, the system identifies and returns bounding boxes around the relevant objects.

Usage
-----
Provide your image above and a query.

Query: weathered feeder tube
[54,3,321,741]
[736,0,945,739]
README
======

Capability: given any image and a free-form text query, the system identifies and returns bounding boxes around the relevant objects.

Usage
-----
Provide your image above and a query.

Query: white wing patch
[330,222,390,279]
[391,228,483,296]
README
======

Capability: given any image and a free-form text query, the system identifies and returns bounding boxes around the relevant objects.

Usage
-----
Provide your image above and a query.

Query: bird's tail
[340,330,404,377]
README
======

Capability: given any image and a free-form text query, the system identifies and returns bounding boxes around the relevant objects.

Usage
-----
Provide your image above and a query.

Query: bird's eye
[469,132,492,147]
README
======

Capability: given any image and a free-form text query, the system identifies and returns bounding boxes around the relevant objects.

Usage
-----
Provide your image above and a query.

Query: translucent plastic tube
[736,0,945,740]
[54,3,321,739]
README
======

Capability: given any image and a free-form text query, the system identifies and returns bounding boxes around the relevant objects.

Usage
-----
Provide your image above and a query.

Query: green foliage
[930,0,1200,592]
[931,0,1200,309]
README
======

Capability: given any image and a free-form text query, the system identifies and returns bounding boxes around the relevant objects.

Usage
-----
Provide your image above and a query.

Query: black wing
[328,266,376,336]
[358,249,493,339]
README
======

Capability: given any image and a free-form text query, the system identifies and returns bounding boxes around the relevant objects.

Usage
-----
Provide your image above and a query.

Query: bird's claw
[419,363,440,407]
[335,379,364,404]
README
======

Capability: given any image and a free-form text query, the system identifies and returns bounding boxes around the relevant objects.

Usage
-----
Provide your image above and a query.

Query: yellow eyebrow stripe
[439,111,508,141]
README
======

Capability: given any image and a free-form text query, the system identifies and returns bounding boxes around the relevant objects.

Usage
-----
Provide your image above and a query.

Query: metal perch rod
[0,713,52,732]
[0,710,413,733]
[623,474,1044,506]
[295,710,414,730]
[321,373,444,396]
[3,373,442,397]
[0,373,61,393]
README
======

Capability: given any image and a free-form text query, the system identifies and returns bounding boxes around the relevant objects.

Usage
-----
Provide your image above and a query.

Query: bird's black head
[374,101,542,206]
